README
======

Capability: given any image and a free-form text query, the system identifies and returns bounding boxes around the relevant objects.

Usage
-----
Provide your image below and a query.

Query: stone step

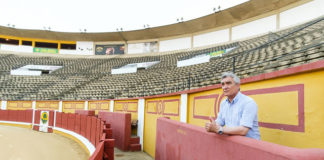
[129,144,141,151]
[129,136,140,144]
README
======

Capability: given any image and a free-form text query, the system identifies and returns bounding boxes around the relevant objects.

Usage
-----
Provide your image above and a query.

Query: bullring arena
[1,0,324,159]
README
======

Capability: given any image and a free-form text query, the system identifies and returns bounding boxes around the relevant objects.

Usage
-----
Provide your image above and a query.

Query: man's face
[221,76,240,97]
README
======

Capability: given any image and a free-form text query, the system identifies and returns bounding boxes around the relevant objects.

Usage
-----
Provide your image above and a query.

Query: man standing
[205,72,260,140]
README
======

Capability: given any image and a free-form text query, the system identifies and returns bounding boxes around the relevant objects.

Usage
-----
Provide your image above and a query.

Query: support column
[1,101,7,110]
[229,26,233,42]
[137,98,145,151]
[59,101,63,112]
[276,12,280,30]
[191,34,194,48]
[85,101,88,110]
[32,101,36,110]
[180,94,188,123]
[110,100,114,112]
[54,111,57,128]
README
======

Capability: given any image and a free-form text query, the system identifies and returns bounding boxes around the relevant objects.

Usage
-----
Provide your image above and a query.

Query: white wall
[193,29,230,47]
[180,94,188,123]
[137,99,145,150]
[128,43,144,54]
[128,42,158,54]
[280,0,324,29]
[75,41,94,55]
[1,101,7,110]
[110,100,114,112]
[232,15,277,41]
[59,49,77,55]
[18,45,33,53]
[159,37,191,52]
[0,44,33,53]
[177,55,210,67]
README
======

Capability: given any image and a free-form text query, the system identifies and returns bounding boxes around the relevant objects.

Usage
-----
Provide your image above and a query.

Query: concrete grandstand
[1,0,324,159]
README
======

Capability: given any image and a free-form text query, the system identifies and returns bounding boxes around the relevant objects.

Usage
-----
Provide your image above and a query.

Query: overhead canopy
[0,0,300,42]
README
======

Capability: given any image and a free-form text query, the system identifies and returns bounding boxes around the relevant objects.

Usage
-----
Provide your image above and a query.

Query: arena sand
[0,125,88,160]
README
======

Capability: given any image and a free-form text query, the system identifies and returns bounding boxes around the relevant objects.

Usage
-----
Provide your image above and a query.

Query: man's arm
[205,120,249,135]
[222,126,249,136]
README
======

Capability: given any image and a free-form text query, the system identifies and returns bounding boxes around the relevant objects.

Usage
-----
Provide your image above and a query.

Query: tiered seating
[0,16,323,100]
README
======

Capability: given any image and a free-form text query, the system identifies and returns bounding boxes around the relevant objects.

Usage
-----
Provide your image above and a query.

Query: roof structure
[0,0,300,41]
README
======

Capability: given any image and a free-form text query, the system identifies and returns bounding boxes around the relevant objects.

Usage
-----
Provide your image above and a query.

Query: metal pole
[163,82,166,94]
[232,57,236,73]
[188,72,191,90]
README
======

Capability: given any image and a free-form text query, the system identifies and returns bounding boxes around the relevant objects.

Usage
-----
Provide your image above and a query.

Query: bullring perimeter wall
[114,100,138,121]
[1,60,324,158]
[143,95,181,157]
[0,109,112,160]
[187,61,324,149]
[155,117,324,160]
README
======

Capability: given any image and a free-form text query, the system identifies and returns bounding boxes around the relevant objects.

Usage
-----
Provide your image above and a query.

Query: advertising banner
[33,47,58,54]
[95,44,125,55]
[208,49,226,57]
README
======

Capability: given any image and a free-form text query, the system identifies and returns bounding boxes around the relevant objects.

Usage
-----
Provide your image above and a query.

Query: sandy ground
[0,125,88,160]
[0,124,154,160]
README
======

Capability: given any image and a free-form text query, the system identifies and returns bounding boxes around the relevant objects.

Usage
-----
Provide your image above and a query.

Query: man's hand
[205,117,220,133]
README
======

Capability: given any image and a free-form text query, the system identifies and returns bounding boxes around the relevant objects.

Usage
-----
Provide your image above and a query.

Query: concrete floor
[114,148,153,160]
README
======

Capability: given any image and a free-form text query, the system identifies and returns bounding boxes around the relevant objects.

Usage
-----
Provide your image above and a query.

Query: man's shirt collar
[225,91,241,105]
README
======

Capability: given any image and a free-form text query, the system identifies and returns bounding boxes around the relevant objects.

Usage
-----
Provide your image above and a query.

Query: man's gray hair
[221,72,240,84]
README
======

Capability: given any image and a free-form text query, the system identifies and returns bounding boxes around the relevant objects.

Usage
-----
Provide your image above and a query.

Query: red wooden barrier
[155,117,324,160]
[80,115,87,137]
[75,114,81,134]
[100,121,104,142]
[25,109,33,123]
[62,113,68,129]
[8,110,17,121]
[48,111,54,127]
[34,110,40,124]
[0,109,111,160]
[98,111,131,151]
[75,110,95,116]
[68,114,75,131]
[56,112,62,128]
[104,139,115,160]
[89,141,104,160]
[17,110,25,122]
[0,110,33,123]
[86,116,92,141]
[96,119,100,147]
[0,110,8,120]
[90,116,97,146]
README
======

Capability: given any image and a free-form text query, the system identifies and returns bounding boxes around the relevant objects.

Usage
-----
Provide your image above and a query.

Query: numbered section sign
[39,111,49,132]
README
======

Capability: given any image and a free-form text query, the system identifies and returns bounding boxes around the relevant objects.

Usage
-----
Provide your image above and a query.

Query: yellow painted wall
[188,89,223,127]
[187,70,324,149]
[62,101,85,113]
[88,100,110,115]
[144,95,181,158]
[7,101,33,110]
[36,101,59,110]
[114,100,138,121]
